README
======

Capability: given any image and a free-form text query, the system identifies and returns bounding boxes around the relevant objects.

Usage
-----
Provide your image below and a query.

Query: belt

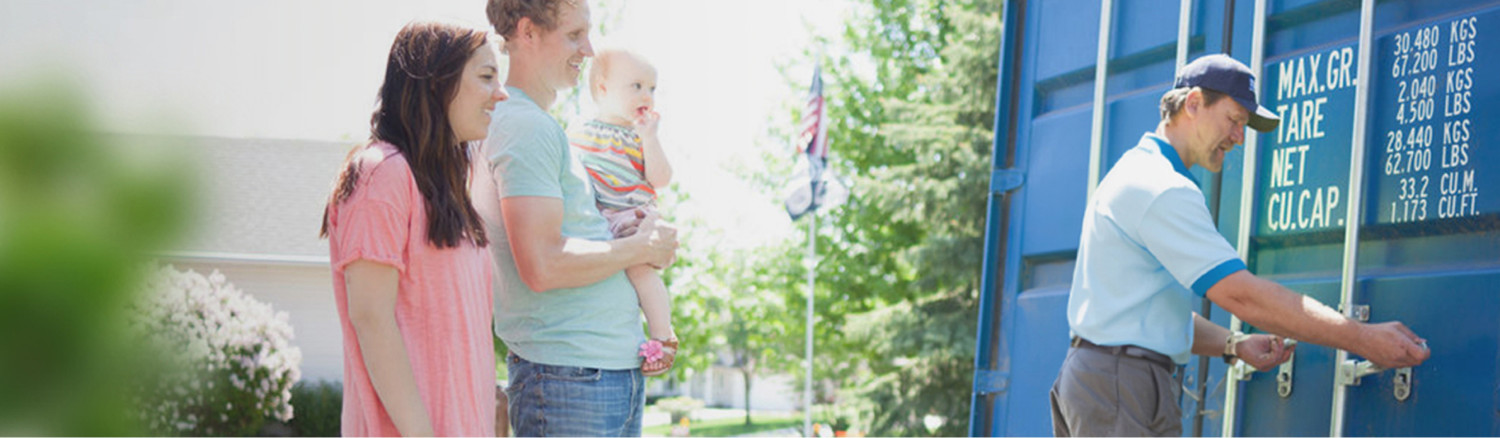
[1070,336,1176,369]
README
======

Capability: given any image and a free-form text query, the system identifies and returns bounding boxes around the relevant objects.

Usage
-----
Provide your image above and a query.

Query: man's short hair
[1159,87,1228,120]
[486,0,574,40]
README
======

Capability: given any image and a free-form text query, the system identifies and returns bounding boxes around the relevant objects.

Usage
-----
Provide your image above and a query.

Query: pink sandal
[639,338,678,377]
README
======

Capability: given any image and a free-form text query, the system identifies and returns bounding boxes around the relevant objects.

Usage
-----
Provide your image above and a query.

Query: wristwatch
[1223,332,1249,364]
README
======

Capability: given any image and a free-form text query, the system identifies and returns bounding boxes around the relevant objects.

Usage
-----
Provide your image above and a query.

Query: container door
[1223,0,1363,435]
[1224,0,1500,436]
[969,0,1104,434]
[1340,0,1500,435]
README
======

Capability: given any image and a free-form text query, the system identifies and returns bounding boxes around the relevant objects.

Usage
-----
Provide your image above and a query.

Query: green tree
[793,0,999,435]
[715,244,803,426]
[668,225,805,426]
[662,1,1000,434]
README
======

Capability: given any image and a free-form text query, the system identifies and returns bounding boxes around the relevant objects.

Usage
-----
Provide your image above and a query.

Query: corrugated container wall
[970,0,1500,436]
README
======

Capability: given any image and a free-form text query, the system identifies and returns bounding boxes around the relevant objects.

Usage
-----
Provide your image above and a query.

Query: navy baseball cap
[1174,54,1280,133]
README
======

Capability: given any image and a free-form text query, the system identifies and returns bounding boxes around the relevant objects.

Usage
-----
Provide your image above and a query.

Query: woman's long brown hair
[321,20,489,248]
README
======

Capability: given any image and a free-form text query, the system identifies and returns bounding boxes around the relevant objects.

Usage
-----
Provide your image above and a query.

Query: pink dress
[326,141,495,436]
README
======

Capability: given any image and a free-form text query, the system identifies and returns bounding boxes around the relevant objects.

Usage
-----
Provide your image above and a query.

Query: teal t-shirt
[483,87,643,370]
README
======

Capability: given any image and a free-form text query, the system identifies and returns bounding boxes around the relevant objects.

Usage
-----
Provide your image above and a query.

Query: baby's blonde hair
[588,48,653,102]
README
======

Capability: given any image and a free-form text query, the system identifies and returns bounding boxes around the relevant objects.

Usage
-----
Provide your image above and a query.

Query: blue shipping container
[970,0,1500,436]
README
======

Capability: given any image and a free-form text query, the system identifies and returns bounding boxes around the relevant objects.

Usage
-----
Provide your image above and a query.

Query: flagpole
[804,206,816,437]
[794,58,824,438]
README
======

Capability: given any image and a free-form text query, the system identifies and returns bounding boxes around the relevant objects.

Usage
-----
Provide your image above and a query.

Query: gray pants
[1050,343,1182,437]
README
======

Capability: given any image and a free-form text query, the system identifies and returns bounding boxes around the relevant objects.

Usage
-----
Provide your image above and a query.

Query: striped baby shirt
[568,119,657,210]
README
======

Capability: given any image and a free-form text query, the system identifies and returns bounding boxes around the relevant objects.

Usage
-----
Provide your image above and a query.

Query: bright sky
[0,0,850,249]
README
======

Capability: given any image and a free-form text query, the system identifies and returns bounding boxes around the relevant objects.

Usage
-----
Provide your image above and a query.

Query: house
[673,362,800,411]
[164,135,352,383]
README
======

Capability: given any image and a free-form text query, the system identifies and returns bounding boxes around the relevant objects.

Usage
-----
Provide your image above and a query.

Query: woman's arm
[346,260,434,437]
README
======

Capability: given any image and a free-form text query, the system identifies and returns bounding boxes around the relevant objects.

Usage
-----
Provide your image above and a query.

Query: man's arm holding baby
[502,196,678,292]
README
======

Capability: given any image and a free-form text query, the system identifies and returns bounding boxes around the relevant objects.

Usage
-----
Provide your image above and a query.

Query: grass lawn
[643,413,801,437]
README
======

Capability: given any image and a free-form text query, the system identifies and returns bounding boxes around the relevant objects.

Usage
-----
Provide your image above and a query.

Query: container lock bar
[1337,360,1415,402]
[1277,339,1297,398]
[1227,361,1249,382]
[1336,359,1383,387]
[1225,338,1294,397]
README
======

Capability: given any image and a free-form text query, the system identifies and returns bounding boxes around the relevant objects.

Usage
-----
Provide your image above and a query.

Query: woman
[320,19,506,436]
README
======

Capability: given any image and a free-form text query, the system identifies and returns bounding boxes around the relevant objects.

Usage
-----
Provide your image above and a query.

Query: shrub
[285,380,341,437]
[132,266,302,436]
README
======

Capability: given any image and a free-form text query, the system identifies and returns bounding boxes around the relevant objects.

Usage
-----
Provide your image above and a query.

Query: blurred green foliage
[809,1,999,434]
[284,380,342,437]
[0,77,193,435]
[822,1,998,435]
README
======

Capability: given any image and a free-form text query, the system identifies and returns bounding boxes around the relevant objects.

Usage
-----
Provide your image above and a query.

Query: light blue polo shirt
[1067,132,1246,364]
[483,87,644,370]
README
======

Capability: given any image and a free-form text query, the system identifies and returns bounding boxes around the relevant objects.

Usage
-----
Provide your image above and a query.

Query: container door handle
[1277,339,1297,398]
[1337,359,1414,402]
[1333,304,1417,401]
[1392,367,1412,401]
[1225,338,1296,398]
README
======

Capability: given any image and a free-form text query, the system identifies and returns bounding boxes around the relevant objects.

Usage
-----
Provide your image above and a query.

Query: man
[1050,54,1430,437]
[473,0,678,436]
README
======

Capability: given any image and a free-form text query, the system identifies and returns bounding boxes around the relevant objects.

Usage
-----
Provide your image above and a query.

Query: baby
[568,48,677,376]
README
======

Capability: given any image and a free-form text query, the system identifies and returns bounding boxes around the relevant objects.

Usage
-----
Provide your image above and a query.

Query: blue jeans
[506,352,644,436]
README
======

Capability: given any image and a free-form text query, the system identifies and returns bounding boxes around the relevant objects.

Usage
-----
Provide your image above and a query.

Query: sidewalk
[732,427,801,437]
[643,407,802,437]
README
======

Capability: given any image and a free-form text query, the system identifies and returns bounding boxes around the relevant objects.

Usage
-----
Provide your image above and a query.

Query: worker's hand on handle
[1355,321,1430,369]
[1237,334,1295,371]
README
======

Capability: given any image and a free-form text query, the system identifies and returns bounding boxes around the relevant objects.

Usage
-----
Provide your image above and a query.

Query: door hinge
[973,369,1010,395]
[1341,303,1370,322]
[990,169,1026,193]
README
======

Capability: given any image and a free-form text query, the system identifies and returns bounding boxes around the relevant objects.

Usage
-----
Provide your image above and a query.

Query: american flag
[800,64,829,215]
[798,64,828,160]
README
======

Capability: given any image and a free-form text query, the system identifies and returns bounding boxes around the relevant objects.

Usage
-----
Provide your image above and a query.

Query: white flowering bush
[132,265,302,436]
